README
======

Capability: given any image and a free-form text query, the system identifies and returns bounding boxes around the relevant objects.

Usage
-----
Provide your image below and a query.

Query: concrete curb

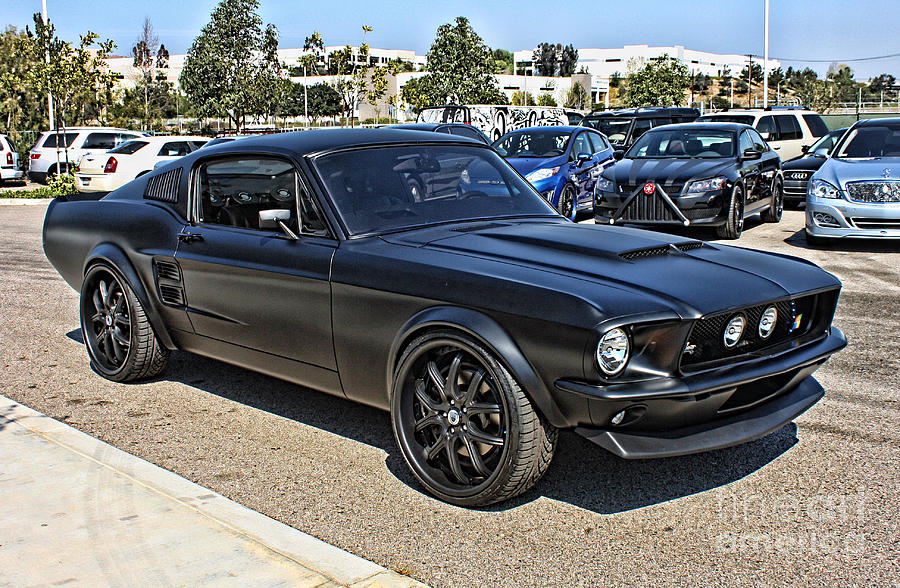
[0,395,426,587]
[0,198,53,205]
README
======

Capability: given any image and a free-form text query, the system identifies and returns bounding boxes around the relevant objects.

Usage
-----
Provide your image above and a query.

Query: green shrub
[4,174,77,199]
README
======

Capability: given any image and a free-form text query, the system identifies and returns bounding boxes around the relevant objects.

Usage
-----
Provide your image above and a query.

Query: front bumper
[806,197,900,238]
[556,327,846,458]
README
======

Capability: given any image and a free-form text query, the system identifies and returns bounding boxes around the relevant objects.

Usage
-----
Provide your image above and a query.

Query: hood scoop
[619,241,705,260]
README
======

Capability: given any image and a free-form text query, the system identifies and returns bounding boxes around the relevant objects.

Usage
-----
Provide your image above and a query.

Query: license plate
[80,177,90,185]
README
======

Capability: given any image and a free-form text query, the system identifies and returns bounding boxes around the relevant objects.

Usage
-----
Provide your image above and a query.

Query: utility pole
[42,0,55,129]
[747,54,754,108]
[763,0,769,108]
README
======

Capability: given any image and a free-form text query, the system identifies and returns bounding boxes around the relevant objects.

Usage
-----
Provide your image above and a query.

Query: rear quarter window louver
[144,168,182,203]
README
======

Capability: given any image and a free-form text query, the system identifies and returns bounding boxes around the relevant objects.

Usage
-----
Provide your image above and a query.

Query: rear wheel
[391,330,557,506]
[761,179,783,223]
[716,185,745,239]
[80,264,169,382]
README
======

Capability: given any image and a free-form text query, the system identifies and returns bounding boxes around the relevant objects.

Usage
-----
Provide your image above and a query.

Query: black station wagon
[43,129,845,506]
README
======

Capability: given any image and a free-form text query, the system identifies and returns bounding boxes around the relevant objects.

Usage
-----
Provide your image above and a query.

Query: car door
[773,114,805,159]
[748,128,780,210]
[738,130,763,206]
[174,154,337,371]
[568,131,597,200]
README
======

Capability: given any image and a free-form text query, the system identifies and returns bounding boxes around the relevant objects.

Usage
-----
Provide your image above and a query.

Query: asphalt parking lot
[1,204,898,586]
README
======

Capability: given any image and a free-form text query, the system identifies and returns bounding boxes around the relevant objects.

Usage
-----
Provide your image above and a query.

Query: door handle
[177,231,203,243]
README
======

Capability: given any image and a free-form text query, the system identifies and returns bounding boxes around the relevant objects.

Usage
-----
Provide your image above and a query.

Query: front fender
[387,306,569,428]
[84,243,176,350]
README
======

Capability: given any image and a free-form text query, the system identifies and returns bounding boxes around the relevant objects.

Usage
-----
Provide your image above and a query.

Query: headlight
[758,306,777,339]
[686,176,727,193]
[597,327,630,376]
[595,177,615,193]
[525,166,559,183]
[723,315,746,348]
[809,178,841,199]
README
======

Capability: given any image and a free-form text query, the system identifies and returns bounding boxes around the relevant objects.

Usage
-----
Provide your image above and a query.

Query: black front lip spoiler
[574,375,823,459]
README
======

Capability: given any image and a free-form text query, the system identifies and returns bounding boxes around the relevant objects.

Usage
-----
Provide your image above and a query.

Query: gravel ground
[2,205,898,586]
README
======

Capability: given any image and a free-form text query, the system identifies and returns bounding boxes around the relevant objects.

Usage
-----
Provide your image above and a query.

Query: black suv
[581,107,700,149]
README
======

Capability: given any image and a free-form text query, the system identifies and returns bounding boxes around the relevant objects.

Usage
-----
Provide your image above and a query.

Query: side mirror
[813,148,830,158]
[259,209,298,240]
[801,144,810,154]
[613,150,625,161]
[576,152,592,166]
[742,148,762,161]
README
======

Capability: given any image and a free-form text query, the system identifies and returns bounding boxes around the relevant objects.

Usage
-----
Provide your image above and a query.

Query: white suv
[27,127,145,184]
[696,109,829,160]
[0,134,24,184]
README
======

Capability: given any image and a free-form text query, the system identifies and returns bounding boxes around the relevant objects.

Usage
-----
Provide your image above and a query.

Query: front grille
[619,192,678,221]
[850,217,900,230]
[783,178,810,198]
[681,295,820,368]
[846,181,900,203]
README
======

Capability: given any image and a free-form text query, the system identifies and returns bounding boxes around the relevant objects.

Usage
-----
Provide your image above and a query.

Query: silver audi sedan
[806,118,900,243]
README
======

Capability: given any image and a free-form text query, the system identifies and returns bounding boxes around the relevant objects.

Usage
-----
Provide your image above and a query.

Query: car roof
[650,122,748,132]
[124,135,209,143]
[505,125,584,133]
[41,127,139,133]
[585,107,699,119]
[700,109,818,116]
[214,128,482,156]
[391,123,474,131]
[852,117,900,127]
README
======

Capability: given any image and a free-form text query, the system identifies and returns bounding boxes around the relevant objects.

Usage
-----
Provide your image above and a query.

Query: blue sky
[5,0,899,80]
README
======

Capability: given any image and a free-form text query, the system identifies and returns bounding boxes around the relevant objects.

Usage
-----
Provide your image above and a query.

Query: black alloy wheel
[716,185,745,239]
[391,331,556,506]
[80,264,169,382]
[761,178,783,223]
[558,185,575,220]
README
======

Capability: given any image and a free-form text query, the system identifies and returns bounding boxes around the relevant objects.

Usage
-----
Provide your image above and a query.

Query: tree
[366,66,389,122]
[741,62,763,84]
[869,73,896,94]
[412,17,505,106]
[0,26,45,142]
[511,90,535,106]
[179,0,284,131]
[564,82,589,109]
[21,14,118,132]
[624,54,689,107]
[130,17,173,130]
[537,93,557,106]
[532,43,579,77]
[493,49,513,74]
[827,63,857,103]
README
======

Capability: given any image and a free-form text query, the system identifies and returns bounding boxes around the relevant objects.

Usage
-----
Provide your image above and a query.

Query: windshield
[833,123,900,159]
[109,140,148,155]
[493,130,571,158]
[313,145,559,236]
[697,115,754,126]
[807,129,845,155]
[582,117,632,144]
[626,129,735,158]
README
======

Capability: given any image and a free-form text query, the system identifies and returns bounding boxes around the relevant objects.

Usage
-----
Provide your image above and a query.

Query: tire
[558,184,576,220]
[716,185,745,239]
[761,178,783,223]
[391,330,557,506]
[80,263,169,382]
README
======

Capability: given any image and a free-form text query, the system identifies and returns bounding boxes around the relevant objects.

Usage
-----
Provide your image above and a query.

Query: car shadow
[65,328,799,514]
[783,227,900,252]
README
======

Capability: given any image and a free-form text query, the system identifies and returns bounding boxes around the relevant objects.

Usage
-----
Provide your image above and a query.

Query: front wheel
[80,264,169,382]
[391,330,557,506]
[761,179,783,223]
[557,184,576,220]
[716,185,745,239]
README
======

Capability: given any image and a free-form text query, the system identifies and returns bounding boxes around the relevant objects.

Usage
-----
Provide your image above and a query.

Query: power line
[759,51,900,64]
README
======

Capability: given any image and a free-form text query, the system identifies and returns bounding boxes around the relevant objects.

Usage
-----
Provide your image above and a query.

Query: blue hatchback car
[493,126,615,218]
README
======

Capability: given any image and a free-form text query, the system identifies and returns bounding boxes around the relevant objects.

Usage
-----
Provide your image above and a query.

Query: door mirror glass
[742,148,762,160]
[259,209,291,229]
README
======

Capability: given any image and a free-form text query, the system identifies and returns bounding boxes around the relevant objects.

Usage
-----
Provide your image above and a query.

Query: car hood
[383,220,839,319]
[783,156,826,173]
[506,156,568,176]
[817,157,900,188]
[606,158,733,185]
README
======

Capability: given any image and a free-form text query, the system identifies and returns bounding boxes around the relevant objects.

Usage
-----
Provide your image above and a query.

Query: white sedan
[75,135,208,193]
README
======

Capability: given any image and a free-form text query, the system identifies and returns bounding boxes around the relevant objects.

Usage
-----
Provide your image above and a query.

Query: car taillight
[5,152,11,165]
[30,153,41,160]
[104,157,117,173]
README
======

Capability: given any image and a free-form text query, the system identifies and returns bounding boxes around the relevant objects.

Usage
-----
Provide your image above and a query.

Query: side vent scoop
[153,258,186,307]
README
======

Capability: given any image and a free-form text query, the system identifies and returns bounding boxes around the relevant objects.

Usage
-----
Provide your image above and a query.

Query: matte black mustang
[43,129,845,506]
[594,122,784,239]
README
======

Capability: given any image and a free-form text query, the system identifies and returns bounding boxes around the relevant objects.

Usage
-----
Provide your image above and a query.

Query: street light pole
[763,0,769,108]
[42,0,55,129]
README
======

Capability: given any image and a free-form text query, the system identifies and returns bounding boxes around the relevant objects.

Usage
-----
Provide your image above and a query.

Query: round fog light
[723,315,746,348]
[597,327,630,376]
[759,306,778,339]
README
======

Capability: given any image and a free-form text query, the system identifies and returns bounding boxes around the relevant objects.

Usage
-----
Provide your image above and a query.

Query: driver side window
[196,157,301,233]
[738,131,754,155]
